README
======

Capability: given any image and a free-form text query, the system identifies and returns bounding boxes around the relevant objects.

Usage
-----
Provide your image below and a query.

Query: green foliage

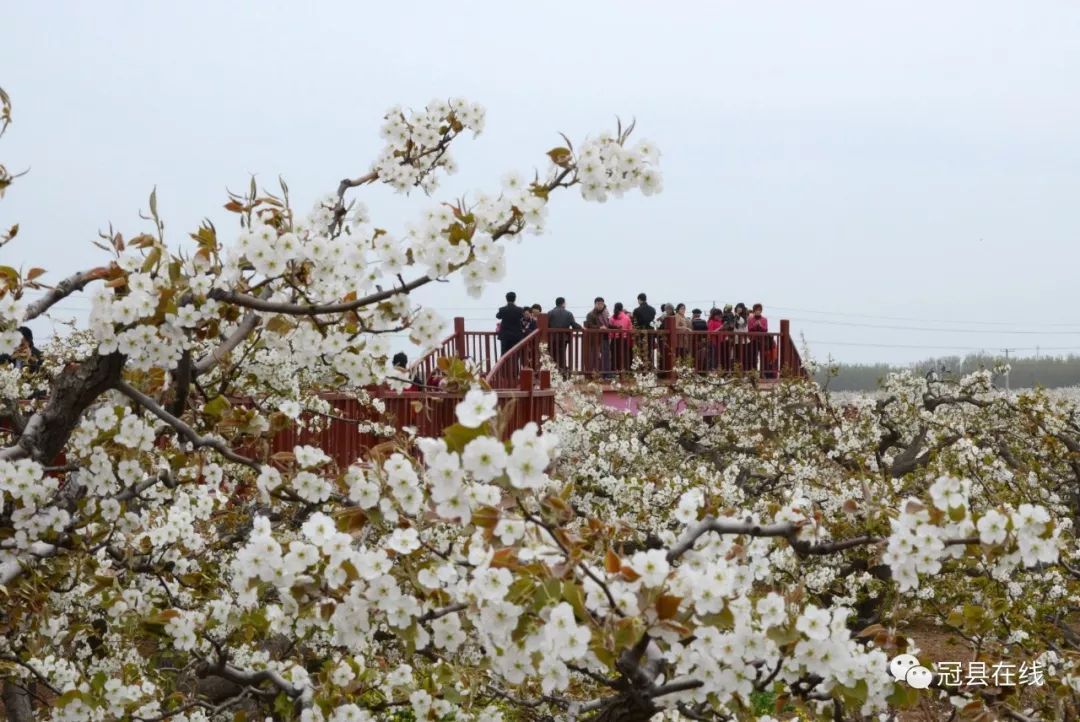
[818,353,1080,391]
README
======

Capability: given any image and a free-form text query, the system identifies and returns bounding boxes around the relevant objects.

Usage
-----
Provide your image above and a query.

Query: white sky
[4,1,1079,364]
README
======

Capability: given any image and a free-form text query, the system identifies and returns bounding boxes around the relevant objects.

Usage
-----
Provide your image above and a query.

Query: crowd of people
[496,292,778,378]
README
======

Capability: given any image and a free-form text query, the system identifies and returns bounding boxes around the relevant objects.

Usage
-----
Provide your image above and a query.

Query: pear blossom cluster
[883,475,1060,591]
[576,134,663,202]
[372,98,484,193]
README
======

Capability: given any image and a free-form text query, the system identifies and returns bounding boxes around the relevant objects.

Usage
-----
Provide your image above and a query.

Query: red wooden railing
[412,314,807,387]
[408,334,457,389]
[546,318,804,380]
[410,317,506,384]
[485,328,542,389]
[273,373,555,467]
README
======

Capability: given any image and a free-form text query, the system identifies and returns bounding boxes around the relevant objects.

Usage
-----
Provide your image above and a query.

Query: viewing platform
[409,314,807,390]
[2,317,805,469]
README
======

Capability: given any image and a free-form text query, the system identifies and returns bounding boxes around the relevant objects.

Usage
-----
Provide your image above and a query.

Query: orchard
[2,85,1080,722]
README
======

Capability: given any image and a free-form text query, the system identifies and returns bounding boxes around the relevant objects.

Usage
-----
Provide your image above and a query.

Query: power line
[769,303,1080,328]
[787,317,1080,335]
[804,339,1080,352]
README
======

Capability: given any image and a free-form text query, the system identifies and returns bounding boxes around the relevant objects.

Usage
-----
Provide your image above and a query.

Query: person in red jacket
[706,307,726,371]
[747,303,768,333]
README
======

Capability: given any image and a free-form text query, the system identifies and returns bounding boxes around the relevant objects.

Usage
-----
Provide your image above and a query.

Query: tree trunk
[6,352,125,462]
[2,680,34,722]
[593,695,657,722]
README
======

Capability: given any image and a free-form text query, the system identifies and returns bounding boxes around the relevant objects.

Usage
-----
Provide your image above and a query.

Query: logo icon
[889,654,934,689]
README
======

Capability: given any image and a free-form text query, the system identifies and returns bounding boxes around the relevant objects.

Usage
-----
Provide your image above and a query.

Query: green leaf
[547,147,572,167]
[765,623,799,646]
[562,580,588,621]
[266,316,295,335]
[612,616,644,652]
[54,689,93,708]
[591,642,616,670]
[532,578,561,612]
[203,395,232,418]
[141,246,162,274]
[836,678,868,706]
[886,682,920,708]
[444,423,485,453]
[273,691,293,719]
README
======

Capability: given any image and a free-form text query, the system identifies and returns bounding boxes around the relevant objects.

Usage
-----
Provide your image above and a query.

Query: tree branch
[115,380,258,469]
[22,266,111,322]
[209,274,433,317]
[667,517,884,563]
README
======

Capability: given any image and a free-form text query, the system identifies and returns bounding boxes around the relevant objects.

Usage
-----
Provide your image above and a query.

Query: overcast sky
[4,1,1079,364]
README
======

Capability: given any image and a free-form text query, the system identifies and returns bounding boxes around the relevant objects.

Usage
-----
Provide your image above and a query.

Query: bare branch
[418,602,468,623]
[667,517,883,563]
[22,267,111,322]
[201,660,312,709]
[209,274,433,317]
[193,309,262,375]
[115,380,258,469]
[0,655,62,696]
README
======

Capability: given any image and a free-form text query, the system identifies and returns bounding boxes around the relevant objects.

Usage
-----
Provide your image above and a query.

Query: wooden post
[520,367,534,434]
[664,315,677,379]
[454,317,466,359]
[534,312,548,371]
[539,369,551,390]
[779,319,791,377]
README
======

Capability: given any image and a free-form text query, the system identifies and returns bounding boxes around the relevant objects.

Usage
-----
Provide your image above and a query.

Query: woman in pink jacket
[706,307,726,371]
[608,302,633,373]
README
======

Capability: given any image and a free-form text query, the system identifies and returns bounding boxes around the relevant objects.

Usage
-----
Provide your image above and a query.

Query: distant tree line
[815,353,1080,391]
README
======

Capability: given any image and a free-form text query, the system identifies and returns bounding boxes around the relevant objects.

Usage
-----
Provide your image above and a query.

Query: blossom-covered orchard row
[2,84,1078,722]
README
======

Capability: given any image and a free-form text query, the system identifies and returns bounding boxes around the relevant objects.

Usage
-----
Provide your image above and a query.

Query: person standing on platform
[583,297,611,377]
[674,303,692,361]
[706,307,725,370]
[748,303,774,378]
[608,302,633,373]
[632,292,657,369]
[547,297,581,376]
[495,292,525,357]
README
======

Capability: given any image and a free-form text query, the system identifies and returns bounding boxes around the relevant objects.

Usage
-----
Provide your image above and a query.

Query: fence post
[664,315,676,379]
[779,319,791,377]
[537,312,548,371]
[520,367,535,433]
[454,317,466,359]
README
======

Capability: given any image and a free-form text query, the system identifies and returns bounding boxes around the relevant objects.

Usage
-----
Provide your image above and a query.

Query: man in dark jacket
[495,291,525,356]
[632,293,657,369]
[631,293,656,329]
[547,297,582,375]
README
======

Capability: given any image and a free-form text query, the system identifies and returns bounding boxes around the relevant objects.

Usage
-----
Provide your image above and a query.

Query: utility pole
[1004,348,1011,391]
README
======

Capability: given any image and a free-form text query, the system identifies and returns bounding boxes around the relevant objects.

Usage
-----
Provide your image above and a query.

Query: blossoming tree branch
[1,85,1079,722]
